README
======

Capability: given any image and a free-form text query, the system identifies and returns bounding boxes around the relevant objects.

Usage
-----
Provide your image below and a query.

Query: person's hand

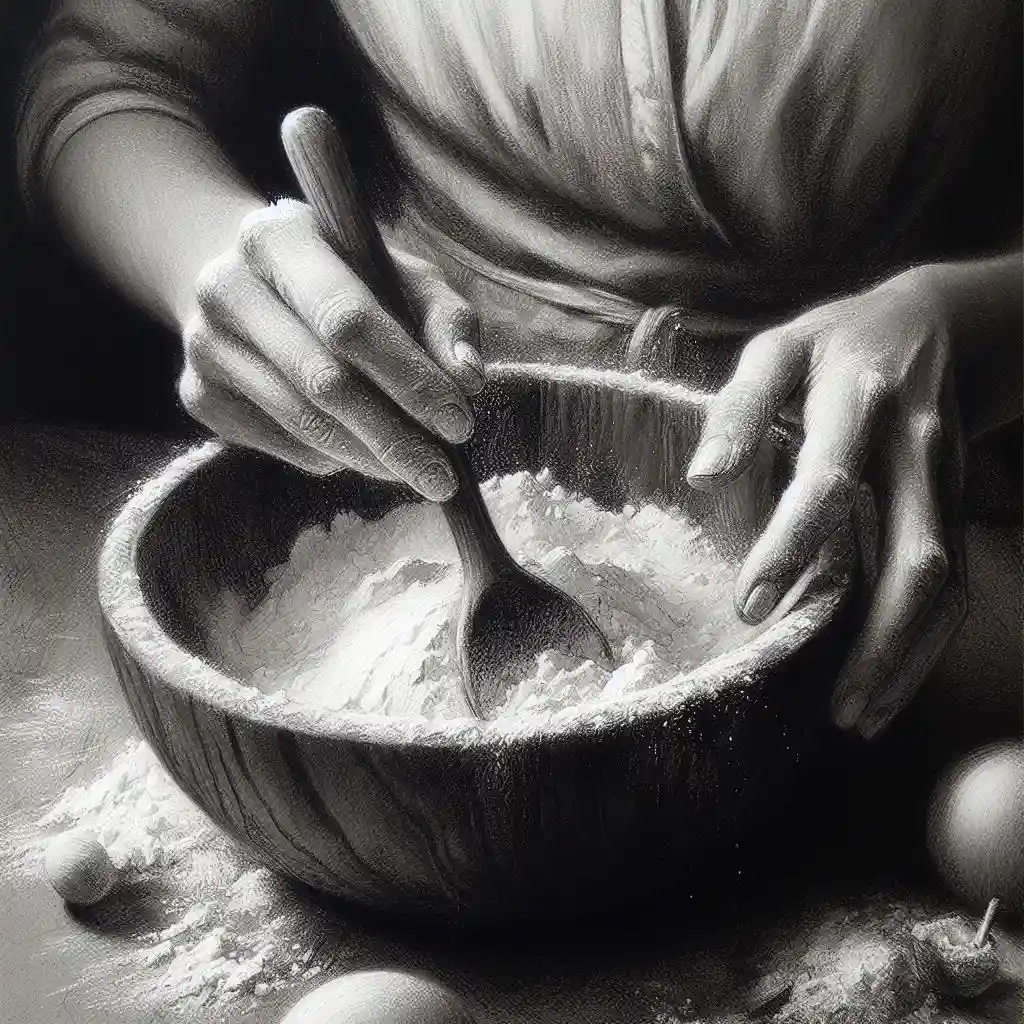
[178,199,485,499]
[686,265,967,739]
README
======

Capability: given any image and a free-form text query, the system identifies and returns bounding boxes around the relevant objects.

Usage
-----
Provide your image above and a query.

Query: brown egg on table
[279,969,474,1024]
[44,827,118,906]
[927,740,1024,913]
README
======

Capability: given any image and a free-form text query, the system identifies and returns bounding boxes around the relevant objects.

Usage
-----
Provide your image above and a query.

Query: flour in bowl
[208,469,758,721]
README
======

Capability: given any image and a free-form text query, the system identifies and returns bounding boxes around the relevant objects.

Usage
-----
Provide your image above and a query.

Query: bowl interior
[96,365,862,922]
[124,364,849,739]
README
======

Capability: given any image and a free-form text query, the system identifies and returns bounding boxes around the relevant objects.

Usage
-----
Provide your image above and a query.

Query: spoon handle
[281,106,508,575]
[282,106,414,331]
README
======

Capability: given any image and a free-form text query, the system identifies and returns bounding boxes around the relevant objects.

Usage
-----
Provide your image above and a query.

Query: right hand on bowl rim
[177,199,485,500]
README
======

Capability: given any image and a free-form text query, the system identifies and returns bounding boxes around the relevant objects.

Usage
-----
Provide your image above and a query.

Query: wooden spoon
[281,106,613,717]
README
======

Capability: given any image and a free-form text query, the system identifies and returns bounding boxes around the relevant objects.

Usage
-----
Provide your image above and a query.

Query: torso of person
[327,0,1023,745]
[18,0,1019,365]
[320,0,1015,361]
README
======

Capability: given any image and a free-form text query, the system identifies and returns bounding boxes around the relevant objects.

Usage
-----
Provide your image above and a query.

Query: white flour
[208,469,756,720]
[32,739,323,1010]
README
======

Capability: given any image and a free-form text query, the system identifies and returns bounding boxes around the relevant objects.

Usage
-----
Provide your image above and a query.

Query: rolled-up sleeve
[16,0,271,211]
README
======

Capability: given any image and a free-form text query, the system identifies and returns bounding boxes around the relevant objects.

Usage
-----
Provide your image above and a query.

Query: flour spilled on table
[28,739,323,1011]
[208,469,760,721]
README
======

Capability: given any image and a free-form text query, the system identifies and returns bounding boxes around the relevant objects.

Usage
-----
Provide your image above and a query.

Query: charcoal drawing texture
[0,1,1021,1022]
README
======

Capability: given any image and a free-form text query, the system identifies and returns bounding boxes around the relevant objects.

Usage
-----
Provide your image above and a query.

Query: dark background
[1,1,185,434]
[0,0,395,436]
[0,1,1020,437]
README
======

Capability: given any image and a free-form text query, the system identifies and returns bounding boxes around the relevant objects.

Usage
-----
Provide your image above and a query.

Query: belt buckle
[623,305,726,391]
[622,306,686,375]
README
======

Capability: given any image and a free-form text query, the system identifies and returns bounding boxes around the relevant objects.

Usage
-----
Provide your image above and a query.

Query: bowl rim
[98,362,850,751]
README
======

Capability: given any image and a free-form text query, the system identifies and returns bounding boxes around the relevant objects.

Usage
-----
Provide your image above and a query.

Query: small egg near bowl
[98,363,861,924]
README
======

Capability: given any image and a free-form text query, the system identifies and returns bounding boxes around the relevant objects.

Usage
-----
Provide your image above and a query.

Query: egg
[44,828,118,906]
[280,969,474,1024]
[927,741,1024,913]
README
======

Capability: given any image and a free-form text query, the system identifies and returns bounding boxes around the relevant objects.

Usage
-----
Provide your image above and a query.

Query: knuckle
[857,369,890,412]
[742,326,784,359]
[236,202,302,259]
[237,208,274,258]
[301,459,338,478]
[313,294,378,351]
[195,253,247,319]
[181,314,214,362]
[718,379,772,422]
[295,407,339,449]
[742,325,801,372]
[377,436,429,471]
[177,369,207,418]
[817,467,859,518]
[401,366,458,414]
[908,409,944,454]
[423,297,476,343]
[301,364,348,406]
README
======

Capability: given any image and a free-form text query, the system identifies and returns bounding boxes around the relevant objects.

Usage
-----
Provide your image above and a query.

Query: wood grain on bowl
[97,364,860,923]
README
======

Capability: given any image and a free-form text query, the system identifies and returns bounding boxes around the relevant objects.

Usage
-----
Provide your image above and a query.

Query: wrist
[169,192,268,331]
[901,255,1024,438]
[877,262,956,325]
[48,110,268,333]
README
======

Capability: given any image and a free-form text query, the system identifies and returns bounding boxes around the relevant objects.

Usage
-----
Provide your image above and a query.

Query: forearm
[924,252,1022,440]
[46,112,266,332]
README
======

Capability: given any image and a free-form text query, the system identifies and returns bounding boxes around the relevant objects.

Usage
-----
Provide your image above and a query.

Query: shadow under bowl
[98,363,857,925]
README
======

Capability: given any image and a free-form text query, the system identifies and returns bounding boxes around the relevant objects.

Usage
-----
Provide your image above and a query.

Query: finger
[831,408,951,731]
[686,326,808,490]
[393,251,486,394]
[237,203,473,443]
[196,256,461,496]
[182,316,455,496]
[856,392,967,738]
[178,365,342,477]
[734,361,884,623]
[419,299,485,396]
[856,576,967,739]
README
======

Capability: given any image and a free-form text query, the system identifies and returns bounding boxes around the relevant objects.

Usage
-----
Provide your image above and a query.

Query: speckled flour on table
[26,739,326,1011]
[28,752,1012,1021]
[207,469,760,721]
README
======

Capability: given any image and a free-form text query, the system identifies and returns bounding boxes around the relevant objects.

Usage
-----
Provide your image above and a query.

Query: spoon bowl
[459,562,614,717]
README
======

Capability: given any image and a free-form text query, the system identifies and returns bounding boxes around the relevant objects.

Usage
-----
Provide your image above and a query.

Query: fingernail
[858,706,894,740]
[687,437,734,488]
[454,342,486,394]
[454,342,485,376]
[739,581,778,624]
[435,403,473,443]
[832,685,869,730]
[415,462,457,501]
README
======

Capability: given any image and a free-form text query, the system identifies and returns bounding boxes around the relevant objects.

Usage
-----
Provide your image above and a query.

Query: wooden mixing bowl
[98,364,858,924]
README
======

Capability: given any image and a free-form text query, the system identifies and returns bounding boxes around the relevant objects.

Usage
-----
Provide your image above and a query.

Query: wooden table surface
[1,424,1021,1024]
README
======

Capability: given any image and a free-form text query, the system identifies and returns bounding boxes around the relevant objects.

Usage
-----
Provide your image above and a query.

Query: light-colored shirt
[16,0,1019,331]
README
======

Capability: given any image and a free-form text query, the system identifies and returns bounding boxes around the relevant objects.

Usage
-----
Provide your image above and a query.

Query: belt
[394,214,777,393]
[396,216,874,596]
